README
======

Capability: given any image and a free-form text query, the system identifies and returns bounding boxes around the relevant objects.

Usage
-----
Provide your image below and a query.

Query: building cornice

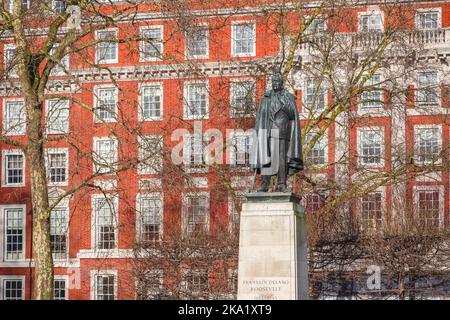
[0,1,447,40]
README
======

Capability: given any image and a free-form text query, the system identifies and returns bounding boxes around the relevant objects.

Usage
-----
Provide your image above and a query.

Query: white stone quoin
[237,193,308,300]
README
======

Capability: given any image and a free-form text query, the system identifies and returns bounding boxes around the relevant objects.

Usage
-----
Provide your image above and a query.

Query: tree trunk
[26,102,54,300]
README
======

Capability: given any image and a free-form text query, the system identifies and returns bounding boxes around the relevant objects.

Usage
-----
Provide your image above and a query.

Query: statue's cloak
[250,89,304,176]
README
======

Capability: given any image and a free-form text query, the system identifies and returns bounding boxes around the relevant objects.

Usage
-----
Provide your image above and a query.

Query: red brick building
[0,0,449,299]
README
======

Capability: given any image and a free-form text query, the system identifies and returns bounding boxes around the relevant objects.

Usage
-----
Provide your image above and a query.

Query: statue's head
[271,68,284,92]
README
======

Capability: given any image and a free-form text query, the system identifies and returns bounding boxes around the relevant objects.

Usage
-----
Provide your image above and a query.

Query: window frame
[52,0,66,14]
[303,192,326,213]
[53,275,69,300]
[136,192,164,243]
[93,136,118,174]
[183,133,208,169]
[357,127,385,168]
[304,129,328,167]
[414,125,442,165]
[228,130,253,167]
[182,192,210,237]
[45,148,69,187]
[0,275,25,300]
[415,8,441,30]
[358,11,384,32]
[182,269,209,296]
[139,25,164,62]
[138,135,163,175]
[50,204,69,261]
[229,78,256,118]
[358,189,386,233]
[185,23,210,60]
[0,204,26,262]
[413,185,444,230]
[304,78,327,112]
[231,21,256,57]
[91,195,119,252]
[138,82,163,121]
[303,15,328,34]
[90,270,118,300]
[49,44,70,75]
[415,71,441,108]
[3,98,26,136]
[1,150,26,187]
[135,269,164,300]
[183,80,209,120]
[4,44,17,77]
[93,85,118,123]
[358,73,384,111]
[95,28,119,64]
[45,98,70,134]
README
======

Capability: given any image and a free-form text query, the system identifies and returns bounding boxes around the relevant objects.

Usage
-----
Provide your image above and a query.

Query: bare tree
[1,0,448,300]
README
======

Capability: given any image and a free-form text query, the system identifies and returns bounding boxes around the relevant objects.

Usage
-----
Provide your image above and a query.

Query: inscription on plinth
[240,277,291,300]
[237,193,308,300]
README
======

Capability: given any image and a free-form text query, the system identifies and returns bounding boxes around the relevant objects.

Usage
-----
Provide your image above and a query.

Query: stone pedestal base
[237,192,308,300]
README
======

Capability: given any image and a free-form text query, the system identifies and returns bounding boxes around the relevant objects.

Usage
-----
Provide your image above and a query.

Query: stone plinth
[237,192,308,300]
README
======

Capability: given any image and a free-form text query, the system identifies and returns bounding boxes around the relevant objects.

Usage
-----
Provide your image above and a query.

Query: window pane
[185,270,208,293]
[187,27,208,58]
[139,136,163,174]
[417,191,440,229]
[3,280,23,300]
[140,197,163,242]
[95,198,116,249]
[305,132,327,165]
[360,74,383,109]
[417,12,439,29]
[359,130,383,165]
[185,135,205,166]
[136,270,164,300]
[47,100,69,134]
[47,152,67,184]
[141,86,162,119]
[305,79,326,111]
[186,84,208,117]
[5,209,24,260]
[97,31,117,63]
[96,88,117,120]
[94,139,117,173]
[417,72,439,106]
[359,14,383,32]
[96,275,115,300]
[4,46,17,76]
[4,101,25,135]
[361,192,382,231]
[53,0,66,14]
[141,28,163,60]
[232,134,252,166]
[185,196,208,235]
[416,128,440,164]
[5,154,24,185]
[54,279,67,300]
[305,194,323,213]
[233,24,255,55]
[231,81,255,117]
[50,209,68,259]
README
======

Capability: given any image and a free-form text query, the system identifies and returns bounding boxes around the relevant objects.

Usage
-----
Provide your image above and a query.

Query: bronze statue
[251,69,304,192]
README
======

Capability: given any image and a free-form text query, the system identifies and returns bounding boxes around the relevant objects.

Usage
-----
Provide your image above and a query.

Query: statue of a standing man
[251,69,304,192]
